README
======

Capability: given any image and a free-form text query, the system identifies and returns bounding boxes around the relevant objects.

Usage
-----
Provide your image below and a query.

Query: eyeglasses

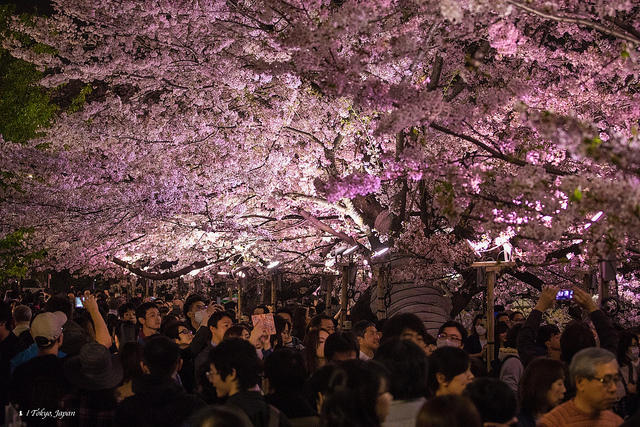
[588,375,619,386]
[179,329,193,335]
[438,333,462,344]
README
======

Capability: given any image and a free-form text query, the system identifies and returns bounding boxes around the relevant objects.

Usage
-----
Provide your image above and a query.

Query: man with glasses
[160,321,196,393]
[539,347,623,426]
[437,321,467,349]
[207,338,289,426]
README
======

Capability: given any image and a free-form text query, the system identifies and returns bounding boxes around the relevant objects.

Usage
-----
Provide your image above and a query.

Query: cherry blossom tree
[2,0,640,324]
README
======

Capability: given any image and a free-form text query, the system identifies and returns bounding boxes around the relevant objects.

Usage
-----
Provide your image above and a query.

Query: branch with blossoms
[429,123,567,176]
[507,0,640,45]
[284,192,372,237]
[109,256,226,280]
[297,208,359,247]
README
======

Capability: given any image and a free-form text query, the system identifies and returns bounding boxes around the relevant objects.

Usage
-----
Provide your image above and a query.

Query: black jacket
[114,374,206,427]
[226,391,290,427]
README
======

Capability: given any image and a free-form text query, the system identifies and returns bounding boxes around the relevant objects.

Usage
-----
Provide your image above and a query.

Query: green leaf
[67,84,93,114]
[569,187,582,202]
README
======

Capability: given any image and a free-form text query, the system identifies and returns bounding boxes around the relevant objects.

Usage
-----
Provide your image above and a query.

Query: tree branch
[341,198,373,237]
[427,55,443,91]
[507,0,640,45]
[110,256,226,280]
[429,122,567,176]
[297,208,359,247]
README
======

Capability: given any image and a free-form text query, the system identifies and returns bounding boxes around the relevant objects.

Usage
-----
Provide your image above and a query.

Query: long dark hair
[292,306,309,341]
[469,314,484,337]
[303,328,327,373]
[270,316,291,349]
[118,341,144,384]
[518,357,565,415]
[618,330,639,366]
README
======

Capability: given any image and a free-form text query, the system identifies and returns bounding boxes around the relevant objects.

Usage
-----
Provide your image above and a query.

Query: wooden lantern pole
[471,261,515,372]
[237,278,243,319]
[340,263,349,328]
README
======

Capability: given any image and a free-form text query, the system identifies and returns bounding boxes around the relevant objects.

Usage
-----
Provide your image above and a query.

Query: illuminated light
[502,243,513,262]
[267,261,280,269]
[363,259,368,266]
[371,247,389,257]
[217,271,228,275]
[584,223,591,229]
[334,244,348,255]
[343,245,358,255]
[591,211,604,222]
[566,253,574,260]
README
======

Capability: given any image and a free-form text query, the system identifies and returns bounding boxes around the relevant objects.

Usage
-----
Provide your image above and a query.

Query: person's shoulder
[196,343,212,359]
[16,353,61,371]
[1,330,19,346]
[182,393,207,408]
[115,392,143,414]
[601,410,624,424]
[114,395,145,426]
[194,344,212,369]
[537,400,574,426]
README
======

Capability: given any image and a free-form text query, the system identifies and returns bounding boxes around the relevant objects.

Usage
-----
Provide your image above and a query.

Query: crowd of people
[0,284,638,427]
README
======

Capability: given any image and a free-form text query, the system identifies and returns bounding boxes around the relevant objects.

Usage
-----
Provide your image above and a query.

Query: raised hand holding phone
[555,289,574,300]
[571,286,599,313]
[534,285,560,312]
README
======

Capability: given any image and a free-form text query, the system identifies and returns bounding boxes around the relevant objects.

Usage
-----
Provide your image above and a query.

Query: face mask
[194,310,204,324]
[437,338,459,348]
[475,326,487,335]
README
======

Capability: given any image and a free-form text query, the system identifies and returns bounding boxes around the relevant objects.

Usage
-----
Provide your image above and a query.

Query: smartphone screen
[556,290,574,300]
[75,297,83,307]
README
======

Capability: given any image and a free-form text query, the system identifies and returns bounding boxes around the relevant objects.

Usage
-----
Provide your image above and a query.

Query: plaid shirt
[58,392,117,427]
